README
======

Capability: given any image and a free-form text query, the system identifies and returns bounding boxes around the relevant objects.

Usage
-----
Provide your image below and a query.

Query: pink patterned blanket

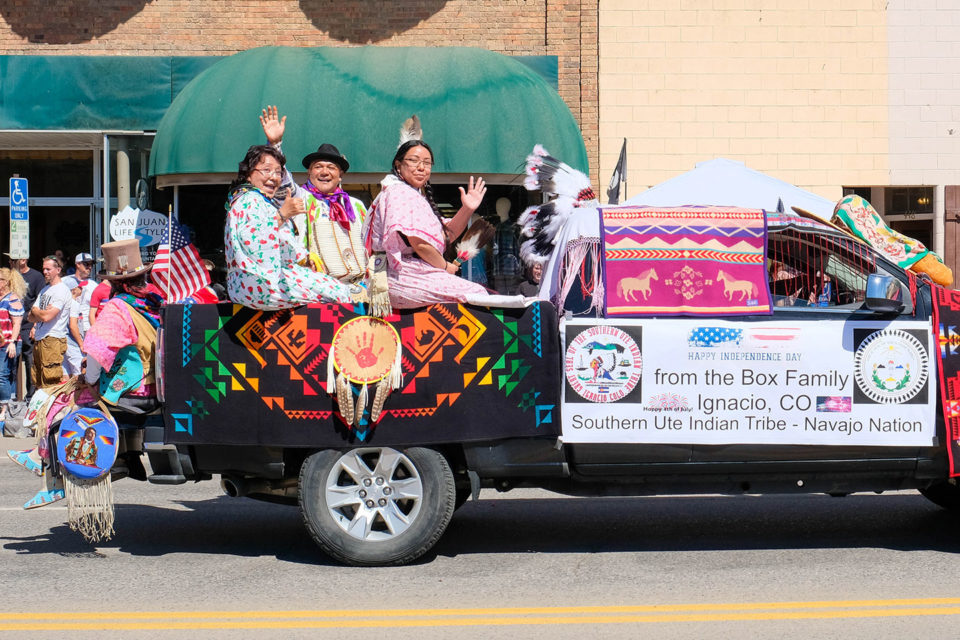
[601,206,772,317]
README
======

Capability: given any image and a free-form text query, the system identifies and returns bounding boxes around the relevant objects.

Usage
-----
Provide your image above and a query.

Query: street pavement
[4,433,960,639]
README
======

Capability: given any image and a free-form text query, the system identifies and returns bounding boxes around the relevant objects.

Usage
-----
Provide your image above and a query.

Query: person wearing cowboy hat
[82,239,163,405]
[260,105,369,284]
[6,239,162,509]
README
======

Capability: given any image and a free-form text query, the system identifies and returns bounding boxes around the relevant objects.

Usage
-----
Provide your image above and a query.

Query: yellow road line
[4,597,960,619]
[4,608,960,631]
[2,599,960,630]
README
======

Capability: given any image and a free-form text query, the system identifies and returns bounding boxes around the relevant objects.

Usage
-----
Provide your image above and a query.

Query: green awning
[148,46,587,181]
[0,56,221,130]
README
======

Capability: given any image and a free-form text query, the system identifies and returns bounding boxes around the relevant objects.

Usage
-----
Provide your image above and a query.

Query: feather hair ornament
[517,145,598,265]
[399,115,423,148]
[453,218,496,267]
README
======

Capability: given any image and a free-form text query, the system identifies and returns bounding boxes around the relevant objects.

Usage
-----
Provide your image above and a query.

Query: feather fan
[454,218,495,265]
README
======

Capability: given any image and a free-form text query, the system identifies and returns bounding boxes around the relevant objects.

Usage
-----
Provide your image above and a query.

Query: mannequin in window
[492,197,521,293]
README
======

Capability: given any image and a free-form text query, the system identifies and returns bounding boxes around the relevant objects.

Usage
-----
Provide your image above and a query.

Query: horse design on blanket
[617,268,658,301]
[716,270,757,302]
[602,206,772,316]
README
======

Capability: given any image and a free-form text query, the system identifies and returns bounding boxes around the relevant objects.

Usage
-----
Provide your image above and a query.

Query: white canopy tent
[623,157,835,220]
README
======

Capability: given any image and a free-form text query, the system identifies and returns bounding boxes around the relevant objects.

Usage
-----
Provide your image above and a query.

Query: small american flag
[151,219,210,303]
[688,327,743,348]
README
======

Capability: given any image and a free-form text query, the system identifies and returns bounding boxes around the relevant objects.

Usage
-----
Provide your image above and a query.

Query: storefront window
[0,150,94,197]
[842,186,873,202]
[104,134,154,205]
[888,186,934,215]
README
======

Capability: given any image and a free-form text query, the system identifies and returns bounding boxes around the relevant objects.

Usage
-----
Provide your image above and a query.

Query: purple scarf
[301,182,357,229]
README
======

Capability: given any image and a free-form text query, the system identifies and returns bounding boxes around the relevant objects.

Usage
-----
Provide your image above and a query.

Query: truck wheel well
[284,444,467,483]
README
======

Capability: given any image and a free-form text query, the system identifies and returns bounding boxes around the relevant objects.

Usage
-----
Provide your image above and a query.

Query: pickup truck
[145,206,957,566]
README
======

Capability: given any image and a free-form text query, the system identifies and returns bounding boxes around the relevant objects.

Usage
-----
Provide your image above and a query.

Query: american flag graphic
[816,396,852,413]
[151,219,210,303]
[688,327,743,348]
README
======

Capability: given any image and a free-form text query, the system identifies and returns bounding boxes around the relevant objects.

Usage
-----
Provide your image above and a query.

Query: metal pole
[103,134,111,246]
[116,147,130,211]
[935,184,946,258]
[91,149,100,256]
[165,205,173,302]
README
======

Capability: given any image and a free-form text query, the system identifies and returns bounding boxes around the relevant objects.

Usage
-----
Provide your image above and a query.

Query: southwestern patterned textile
[932,286,960,476]
[601,206,772,317]
[162,302,560,447]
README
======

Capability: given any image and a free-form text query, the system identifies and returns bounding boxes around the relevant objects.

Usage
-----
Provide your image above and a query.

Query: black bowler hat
[301,143,349,172]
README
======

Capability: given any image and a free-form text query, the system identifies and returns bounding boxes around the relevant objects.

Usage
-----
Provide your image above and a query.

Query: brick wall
[0,0,600,183]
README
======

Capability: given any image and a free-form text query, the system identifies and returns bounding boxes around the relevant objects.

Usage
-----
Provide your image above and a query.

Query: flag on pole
[151,218,210,303]
[606,138,627,205]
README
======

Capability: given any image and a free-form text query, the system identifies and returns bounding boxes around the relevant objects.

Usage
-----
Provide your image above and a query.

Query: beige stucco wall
[887,0,960,186]
[599,0,889,203]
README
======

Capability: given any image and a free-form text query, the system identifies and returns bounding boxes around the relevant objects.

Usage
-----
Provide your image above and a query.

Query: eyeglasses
[402,158,433,169]
[253,167,283,179]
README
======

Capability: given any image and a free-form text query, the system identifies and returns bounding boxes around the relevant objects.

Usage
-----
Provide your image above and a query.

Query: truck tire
[299,447,456,566]
[919,481,960,510]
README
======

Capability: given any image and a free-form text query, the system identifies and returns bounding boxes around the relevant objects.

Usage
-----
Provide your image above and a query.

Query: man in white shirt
[73,253,97,334]
[28,256,72,388]
[61,253,97,377]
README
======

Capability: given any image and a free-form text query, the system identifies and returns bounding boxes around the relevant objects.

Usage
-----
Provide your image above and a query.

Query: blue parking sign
[9,177,28,221]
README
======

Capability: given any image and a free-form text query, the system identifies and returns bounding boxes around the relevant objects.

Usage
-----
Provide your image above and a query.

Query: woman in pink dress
[364,140,492,309]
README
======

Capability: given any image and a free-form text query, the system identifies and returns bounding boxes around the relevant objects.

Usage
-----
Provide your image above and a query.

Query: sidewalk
[2,432,31,450]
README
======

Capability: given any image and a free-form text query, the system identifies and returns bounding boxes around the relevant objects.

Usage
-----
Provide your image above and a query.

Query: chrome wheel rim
[324,448,424,542]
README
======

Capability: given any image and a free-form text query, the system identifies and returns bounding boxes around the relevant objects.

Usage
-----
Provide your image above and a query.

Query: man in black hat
[259,106,369,284]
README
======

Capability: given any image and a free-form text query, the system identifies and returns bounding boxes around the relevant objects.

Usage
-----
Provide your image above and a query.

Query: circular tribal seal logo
[853,329,928,404]
[565,326,642,402]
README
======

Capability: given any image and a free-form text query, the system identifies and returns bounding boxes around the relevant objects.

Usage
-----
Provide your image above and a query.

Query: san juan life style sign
[109,205,168,262]
[8,177,28,258]
[561,318,935,447]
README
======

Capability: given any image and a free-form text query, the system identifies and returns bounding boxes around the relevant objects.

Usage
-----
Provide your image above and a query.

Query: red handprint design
[347,331,383,368]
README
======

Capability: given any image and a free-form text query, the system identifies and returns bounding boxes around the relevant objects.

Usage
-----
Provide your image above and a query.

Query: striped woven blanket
[933,285,960,476]
[601,206,772,317]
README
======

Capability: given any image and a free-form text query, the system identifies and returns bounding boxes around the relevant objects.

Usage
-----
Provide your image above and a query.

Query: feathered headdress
[517,145,598,265]
[399,115,423,147]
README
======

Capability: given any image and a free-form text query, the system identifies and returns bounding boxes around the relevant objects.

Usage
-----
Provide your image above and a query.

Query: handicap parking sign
[9,177,28,220]
[9,177,29,258]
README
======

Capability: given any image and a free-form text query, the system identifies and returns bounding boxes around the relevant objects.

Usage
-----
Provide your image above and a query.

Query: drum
[55,408,119,480]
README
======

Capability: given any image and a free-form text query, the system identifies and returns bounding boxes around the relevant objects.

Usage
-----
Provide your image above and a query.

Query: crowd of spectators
[0,250,98,426]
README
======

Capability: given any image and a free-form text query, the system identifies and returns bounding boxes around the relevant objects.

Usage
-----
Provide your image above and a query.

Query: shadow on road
[1,496,339,566]
[4,492,959,564]
[436,493,960,557]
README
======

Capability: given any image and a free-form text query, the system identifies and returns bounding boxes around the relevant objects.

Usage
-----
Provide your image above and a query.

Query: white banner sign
[561,318,936,447]
[109,206,167,247]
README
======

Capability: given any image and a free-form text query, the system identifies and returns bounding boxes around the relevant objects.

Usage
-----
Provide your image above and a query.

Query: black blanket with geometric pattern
[162,301,561,447]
